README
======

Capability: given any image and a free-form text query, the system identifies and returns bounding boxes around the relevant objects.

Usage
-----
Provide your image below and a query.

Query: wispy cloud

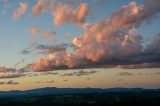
[40,72,58,75]
[0,66,28,79]
[20,43,73,56]
[61,70,98,77]
[27,27,40,36]
[44,31,56,39]
[0,80,19,85]
[6,80,19,85]
[0,72,26,79]
[36,80,55,84]
[0,81,5,85]
[118,72,133,76]
[31,0,52,16]
[12,2,28,20]
[20,49,31,55]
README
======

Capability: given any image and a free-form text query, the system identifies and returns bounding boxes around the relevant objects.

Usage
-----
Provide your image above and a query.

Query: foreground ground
[0,90,160,106]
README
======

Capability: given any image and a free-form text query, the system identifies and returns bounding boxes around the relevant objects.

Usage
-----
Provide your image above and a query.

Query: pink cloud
[31,0,89,26]
[44,31,56,39]
[31,0,45,16]
[12,2,28,20]
[31,0,56,16]
[27,0,160,71]
[0,67,7,73]
[27,27,40,36]
[53,3,89,26]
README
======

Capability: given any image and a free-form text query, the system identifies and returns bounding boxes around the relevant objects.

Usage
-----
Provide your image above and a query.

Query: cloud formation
[118,63,160,69]
[35,43,73,55]
[0,82,5,85]
[0,67,7,73]
[31,0,54,16]
[12,2,28,20]
[26,0,160,71]
[21,43,73,56]
[27,27,40,36]
[31,0,89,26]
[44,31,56,39]
[0,67,16,73]
[41,72,58,75]
[20,49,31,55]
[53,3,89,26]
[61,70,98,77]
[0,66,28,79]
[0,81,19,85]
[118,72,133,76]
[6,80,19,85]
[0,72,26,79]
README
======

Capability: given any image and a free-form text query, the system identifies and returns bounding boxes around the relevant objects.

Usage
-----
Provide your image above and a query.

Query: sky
[0,0,160,91]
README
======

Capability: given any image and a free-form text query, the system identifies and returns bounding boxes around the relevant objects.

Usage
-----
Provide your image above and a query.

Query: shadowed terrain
[0,87,160,106]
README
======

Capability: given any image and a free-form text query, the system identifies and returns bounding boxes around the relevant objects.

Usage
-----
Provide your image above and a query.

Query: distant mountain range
[0,87,160,99]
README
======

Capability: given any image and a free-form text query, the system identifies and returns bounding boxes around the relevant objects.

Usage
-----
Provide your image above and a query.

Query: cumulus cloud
[43,31,57,43]
[27,27,40,36]
[27,0,160,71]
[31,0,54,16]
[31,0,44,16]
[26,28,57,44]
[144,34,160,55]
[31,0,89,26]
[118,34,160,69]
[53,3,89,26]
[12,2,28,20]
